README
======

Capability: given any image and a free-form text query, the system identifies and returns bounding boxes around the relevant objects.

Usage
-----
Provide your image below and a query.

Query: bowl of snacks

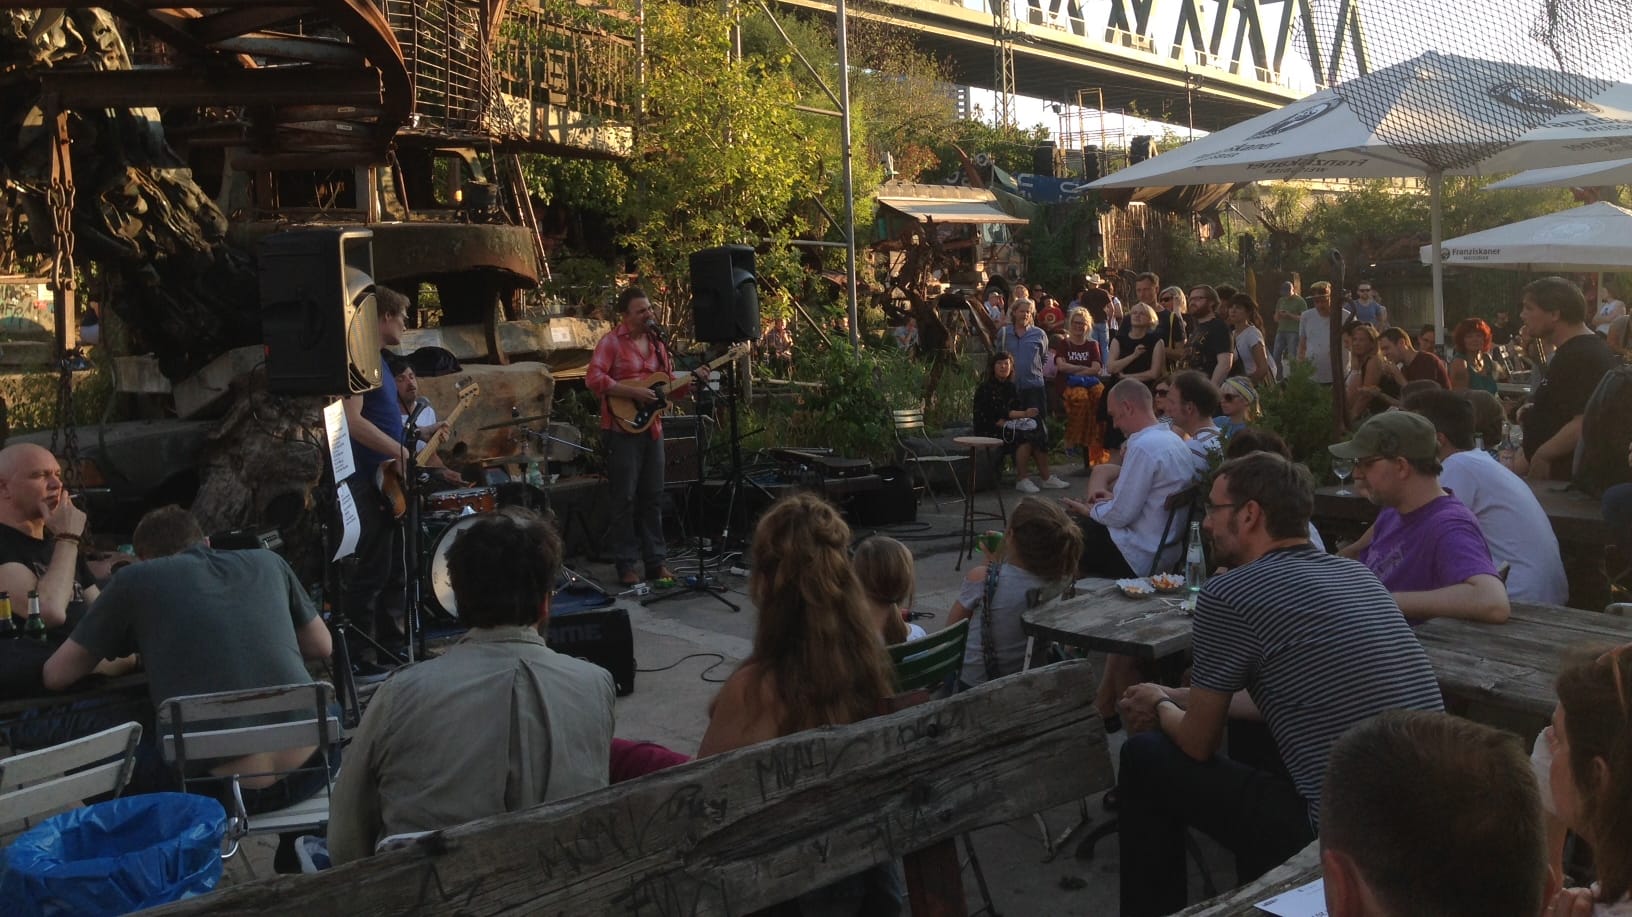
[1149,573,1185,593]
[1115,578,1154,598]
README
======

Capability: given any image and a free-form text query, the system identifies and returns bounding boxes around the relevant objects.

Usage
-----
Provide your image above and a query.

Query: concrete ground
[220,467,1236,912]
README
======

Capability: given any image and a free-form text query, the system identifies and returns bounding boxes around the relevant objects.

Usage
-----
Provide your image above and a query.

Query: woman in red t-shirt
[1052,307,1109,465]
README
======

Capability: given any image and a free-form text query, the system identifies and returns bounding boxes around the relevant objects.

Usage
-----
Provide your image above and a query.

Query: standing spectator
[760,315,793,377]
[1448,318,1503,394]
[1334,412,1509,624]
[1226,294,1274,385]
[998,299,1069,493]
[1079,285,1114,360]
[983,290,1006,328]
[1271,280,1307,369]
[1297,282,1350,385]
[1063,379,1194,578]
[1320,712,1547,917]
[1490,308,1520,346]
[1156,285,1191,358]
[1185,285,1234,386]
[1593,280,1627,334]
[1350,281,1389,329]
[1378,327,1451,389]
[1036,291,1066,338]
[1511,276,1619,481]
[1052,307,1109,466]
[1116,453,1444,916]
[1405,389,1568,605]
[1417,325,1439,356]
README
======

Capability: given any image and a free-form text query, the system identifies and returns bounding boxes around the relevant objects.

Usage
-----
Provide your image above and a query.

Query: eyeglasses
[1202,501,1242,515]
[1602,644,1632,718]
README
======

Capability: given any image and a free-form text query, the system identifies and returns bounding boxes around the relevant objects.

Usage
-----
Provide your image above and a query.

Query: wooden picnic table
[1312,480,1608,547]
[1021,582,1632,726]
[1175,841,1321,916]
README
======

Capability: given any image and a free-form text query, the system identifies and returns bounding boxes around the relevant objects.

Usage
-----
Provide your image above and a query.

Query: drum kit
[416,412,599,622]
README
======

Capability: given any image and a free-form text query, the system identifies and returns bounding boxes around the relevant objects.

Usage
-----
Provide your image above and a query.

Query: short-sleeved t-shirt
[0,523,95,632]
[1404,350,1451,388]
[1439,450,1568,604]
[1051,337,1101,382]
[69,545,319,711]
[353,351,403,472]
[1275,295,1308,334]
[1232,325,1271,379]
[1188,317,1232,377]
[1191,544,1444,824]
[1523,332,1618,460]
[1360,494,1499,611]
[957,563,1058,686]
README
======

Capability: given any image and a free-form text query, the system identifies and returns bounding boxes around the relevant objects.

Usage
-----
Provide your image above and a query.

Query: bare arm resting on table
[1393,574,1510,623]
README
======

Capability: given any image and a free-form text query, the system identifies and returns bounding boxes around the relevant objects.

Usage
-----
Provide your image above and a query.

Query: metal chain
[45,102,82,491]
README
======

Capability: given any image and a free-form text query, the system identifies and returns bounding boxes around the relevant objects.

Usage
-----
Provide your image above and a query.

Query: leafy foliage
[1254,359,1335,482]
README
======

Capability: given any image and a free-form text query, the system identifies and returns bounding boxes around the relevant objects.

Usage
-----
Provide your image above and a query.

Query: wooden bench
[146,660,1111,916]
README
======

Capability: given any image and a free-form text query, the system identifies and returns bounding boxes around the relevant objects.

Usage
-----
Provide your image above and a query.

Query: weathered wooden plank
[146,660,1109,917]
[1174,841,1321,916]
[1023,579,1193,660]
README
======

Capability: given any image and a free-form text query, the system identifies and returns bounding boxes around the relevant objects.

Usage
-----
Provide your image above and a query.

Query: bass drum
[423,513,485,620]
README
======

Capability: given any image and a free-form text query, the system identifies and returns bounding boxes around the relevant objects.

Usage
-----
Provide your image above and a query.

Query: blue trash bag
[1,792,227,916]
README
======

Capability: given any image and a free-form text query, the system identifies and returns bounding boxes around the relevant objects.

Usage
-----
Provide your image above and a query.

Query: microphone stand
[400,403,430,662]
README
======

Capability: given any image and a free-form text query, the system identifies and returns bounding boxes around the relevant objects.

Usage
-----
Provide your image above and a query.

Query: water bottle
[1473,432,1485,454]
[1184,522,1206,610]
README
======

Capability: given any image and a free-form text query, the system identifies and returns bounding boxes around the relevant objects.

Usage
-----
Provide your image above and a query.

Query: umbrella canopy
[1486,156,1632,190]
[1088,50,1632,336]
[1420,201,1632,271]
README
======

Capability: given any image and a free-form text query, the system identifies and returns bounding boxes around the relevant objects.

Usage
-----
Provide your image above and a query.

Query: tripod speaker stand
[645,362,738,612]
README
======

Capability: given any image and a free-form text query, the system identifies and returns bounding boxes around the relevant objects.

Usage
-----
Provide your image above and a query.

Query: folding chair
[891,407,967,512]
[0,721,142,835]
[158,683,341,858]
[1148,483,1205,576]
[884,620,999,916]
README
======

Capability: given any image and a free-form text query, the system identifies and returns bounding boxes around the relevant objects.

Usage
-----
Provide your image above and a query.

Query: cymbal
[477,414,550,431]
[472,454,538,467]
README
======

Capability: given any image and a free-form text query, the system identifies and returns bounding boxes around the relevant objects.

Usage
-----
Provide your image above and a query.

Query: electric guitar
[378,377,480,520]
[607,343,751,434]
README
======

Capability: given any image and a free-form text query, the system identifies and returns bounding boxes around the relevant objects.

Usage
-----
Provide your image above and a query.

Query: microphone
[645,318,669,343]
[409,397,431,424]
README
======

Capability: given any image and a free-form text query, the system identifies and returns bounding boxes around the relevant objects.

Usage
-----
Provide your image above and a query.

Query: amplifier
[662,415,715,486]
[545,608,635,696]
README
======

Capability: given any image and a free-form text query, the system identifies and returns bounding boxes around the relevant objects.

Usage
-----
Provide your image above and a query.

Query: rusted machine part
[368,222,540,289]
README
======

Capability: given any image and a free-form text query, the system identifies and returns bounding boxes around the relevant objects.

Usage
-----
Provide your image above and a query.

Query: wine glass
[1332,457,1355,495]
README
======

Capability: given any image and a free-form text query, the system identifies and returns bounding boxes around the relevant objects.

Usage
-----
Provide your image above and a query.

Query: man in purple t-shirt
[1332,412,1509,624]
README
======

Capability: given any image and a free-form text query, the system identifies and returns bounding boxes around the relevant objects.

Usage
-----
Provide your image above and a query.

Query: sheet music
[333,482,361,561]
[324,399,356,483]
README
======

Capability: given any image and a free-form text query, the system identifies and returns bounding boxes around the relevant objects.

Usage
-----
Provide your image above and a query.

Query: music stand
[645,362,738,612]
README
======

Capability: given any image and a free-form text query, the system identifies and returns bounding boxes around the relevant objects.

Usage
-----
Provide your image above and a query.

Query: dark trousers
[341,476,404,644]
[1118,730,1314,917]
[1605,483,1632,555]
[1077,517,1137,579]
[603,428,667,575]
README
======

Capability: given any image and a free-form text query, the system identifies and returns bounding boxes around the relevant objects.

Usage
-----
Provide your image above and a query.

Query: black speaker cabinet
[259,227,383,395]
[690,245,759,343]
[1032,141,1056,178]
[546,608,635,695]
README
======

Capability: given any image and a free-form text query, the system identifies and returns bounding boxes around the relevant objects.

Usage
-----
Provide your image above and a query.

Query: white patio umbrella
[1486,156,1632,190]
[1088,50,1632,338]
[1420,201,1632,271]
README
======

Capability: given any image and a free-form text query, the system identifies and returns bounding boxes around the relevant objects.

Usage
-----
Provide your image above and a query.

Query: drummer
[389,354,465,488]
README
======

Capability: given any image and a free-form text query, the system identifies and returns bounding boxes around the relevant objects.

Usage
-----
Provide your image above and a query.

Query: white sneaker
[1039,475,1071,490]
[1015,478,1041,494]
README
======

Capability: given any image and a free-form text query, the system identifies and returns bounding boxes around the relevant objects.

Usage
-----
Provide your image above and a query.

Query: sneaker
[1040,475,1071,490]
[1015,478,1041,494]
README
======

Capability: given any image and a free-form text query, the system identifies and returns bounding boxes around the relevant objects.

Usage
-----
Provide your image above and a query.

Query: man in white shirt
[1064,379,1195,577]
[1297,282,1351,385]
[1404,389,1568,604]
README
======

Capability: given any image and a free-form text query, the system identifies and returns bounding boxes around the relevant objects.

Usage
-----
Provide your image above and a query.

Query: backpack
[1573,361,1632,497]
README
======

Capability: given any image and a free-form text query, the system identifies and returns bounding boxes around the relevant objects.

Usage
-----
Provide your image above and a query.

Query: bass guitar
[607,342,751,434]
[379,377,480,519]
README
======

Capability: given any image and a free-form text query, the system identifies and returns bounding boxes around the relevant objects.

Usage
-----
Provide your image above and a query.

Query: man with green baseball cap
[1332,412,1509,625]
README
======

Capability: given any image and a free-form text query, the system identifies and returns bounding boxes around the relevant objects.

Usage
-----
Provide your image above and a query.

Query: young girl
[852,535,927,646]
[945,497,1083,686]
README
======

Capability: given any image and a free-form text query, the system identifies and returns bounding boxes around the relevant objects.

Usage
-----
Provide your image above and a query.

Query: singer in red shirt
[585,288,686,586]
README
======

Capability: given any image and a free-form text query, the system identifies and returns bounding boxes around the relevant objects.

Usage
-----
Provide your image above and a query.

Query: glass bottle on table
[1184,522,1206,611]
[24,589,47,642]
[0,591,15,639]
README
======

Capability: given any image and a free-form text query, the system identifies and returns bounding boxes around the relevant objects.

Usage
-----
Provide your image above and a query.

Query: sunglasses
[1159,295,1175,302]
[1220,393,1239,402]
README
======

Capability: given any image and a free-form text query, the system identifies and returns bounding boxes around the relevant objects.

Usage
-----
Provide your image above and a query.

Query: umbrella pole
[1429,169,1446,346]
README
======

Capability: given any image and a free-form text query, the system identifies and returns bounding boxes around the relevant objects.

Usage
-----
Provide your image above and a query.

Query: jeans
[603,429,667,575]
[1092,325,1112,368]
[1271,331,1299,371]
[1118,730,1315,917]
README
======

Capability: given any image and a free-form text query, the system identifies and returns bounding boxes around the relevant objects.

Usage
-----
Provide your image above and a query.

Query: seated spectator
[1512,277,1620,481]
[329,508,615,864]
[1449,318,1503,394]
[1116,453,1444,916]
[1533,645,1632,915]
[1222,429,1327,552]
[1321,711,1547,917]
[852,535,926,646]
[947,497,1081,686]
[699,493,902,912]
[1334,413,1509,624]
[998,299,1069,493]
[44,505,333,805]
[1463,388,1507,453]
[1379,327,1451,389]
[1161,370,1222,475]
[1416,325,1439,355]
[1215,376,1259,437]
[972,351,1055,494]
[1064,379,1195,578]
[0,443,97,632]
[1405,389,1567,604]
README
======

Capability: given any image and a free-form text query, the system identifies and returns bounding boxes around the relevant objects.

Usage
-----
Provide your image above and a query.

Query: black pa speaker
[1032,141,1056,178]
[690,244,759,343]
[259,227,382,395]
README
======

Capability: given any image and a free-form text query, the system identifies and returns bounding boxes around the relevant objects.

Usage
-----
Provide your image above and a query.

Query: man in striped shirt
[1115,453,1444,916]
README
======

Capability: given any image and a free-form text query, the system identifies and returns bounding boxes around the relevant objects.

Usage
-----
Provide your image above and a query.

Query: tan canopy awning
[877,197,1031,225]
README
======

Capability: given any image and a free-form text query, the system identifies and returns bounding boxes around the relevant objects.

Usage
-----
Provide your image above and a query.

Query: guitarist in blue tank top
[586,287,689,587]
